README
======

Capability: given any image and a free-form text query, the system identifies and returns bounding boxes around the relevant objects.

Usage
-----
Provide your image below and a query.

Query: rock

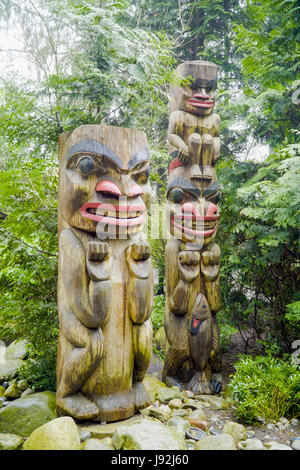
[153,327,166,351]
[82,437,114,450]
[183,390,195,399]
[195,434,237,450]
[5,339,28,360]
[2,382,9,389]
[196,395,229,410]
[167,417,190,436]
[187,408,207,422]
[188,419,209,431]
[17,380,29,391]
[21,388,35,398]
[264,441,292,450]
[222,421,247,443]
[79,415,147,439]
[0,391,56,437]
[143,375,166,403]
[0,401,3,409]
[0,358,24,382]
[156,387,182,404]
[237,438,265,450]
[112,419,187,450]
[182,399,203,410]
[24,416,81,450]
[186,427,206,441]
[291,438,300,451]
[0,433,23,450]
[0,386,5,397]
[171,409,188,418]
[209,427,223,436]
[148,404,171,422]
[290,419,298,427]
[4,382,21,399]
[79,428,91,442]
[168,399,182,409]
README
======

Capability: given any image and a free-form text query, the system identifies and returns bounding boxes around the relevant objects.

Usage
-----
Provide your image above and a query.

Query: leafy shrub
[151,295,165,333]
[226,355,300,423]
[219,318,238,352]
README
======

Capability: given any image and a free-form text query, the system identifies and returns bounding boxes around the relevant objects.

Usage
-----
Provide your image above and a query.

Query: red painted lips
[186,97,214,109]
[172,202,219,238]
[80,202,145,226]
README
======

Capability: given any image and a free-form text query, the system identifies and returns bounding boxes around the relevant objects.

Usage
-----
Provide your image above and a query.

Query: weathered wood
[57,125,153,421]
[163,61,222,395]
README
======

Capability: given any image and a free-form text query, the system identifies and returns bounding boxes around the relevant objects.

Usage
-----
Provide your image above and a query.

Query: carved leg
[132,320,152,409]
[57,310,103,419]
[162,347,190,390]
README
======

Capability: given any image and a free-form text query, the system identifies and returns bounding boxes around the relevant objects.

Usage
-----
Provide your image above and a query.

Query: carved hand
[86,241,112,281]
[178,250,200,283]
[126,242,151,279]
[201,244,220,281]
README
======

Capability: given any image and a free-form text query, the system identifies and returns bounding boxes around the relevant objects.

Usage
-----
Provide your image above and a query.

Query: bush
[226,355,300,424]
[151,294,165,333]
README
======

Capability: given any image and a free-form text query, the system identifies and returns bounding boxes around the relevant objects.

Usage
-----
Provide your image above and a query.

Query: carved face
[166,170,220,245]
[59,125,151,238]
[170,61,218,117]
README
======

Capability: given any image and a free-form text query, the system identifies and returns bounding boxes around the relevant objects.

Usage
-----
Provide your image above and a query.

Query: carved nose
[206,202,219,217]
[194,89,209,99]
[95,180,121,197]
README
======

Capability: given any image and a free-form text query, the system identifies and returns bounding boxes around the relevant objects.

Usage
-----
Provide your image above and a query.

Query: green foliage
[151,294,165,333]
[226,355,300,423]
[219,320,238,352]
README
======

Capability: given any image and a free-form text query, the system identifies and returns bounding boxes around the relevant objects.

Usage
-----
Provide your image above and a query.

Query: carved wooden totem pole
[163,61,222,395]
[57,125,153,422]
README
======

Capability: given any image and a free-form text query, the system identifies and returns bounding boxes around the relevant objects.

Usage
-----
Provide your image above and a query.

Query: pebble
[237,438,264,451]
[209,427,223,436]
[168,399,182,409]
[185,427,206,441]
[264,441,292,450]
[79,429,91,443]
[291,438,300,451]
[188,419,209,431]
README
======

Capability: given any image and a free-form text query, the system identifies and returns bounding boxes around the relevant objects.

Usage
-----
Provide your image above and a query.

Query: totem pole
[163,61,222,395]
[57,125,153,422]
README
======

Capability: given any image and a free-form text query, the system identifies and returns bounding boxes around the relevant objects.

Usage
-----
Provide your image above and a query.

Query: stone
[290,419,298,427]
[196,395,229,410]
[189,419,209,431]
[264,441,292,450]
[183,390,195,399]
[171,409,188,418]
[17,380,29,391]
[143,375,166,403]
[222,421,247,443]
[79,415,147,439]
[2,382,9,389]
[186,427,206,441]
[187,408,207,422]
[23,416,81,450]
[209,427,223,436]
[0,358,24,382]
[237,438,265,450]
[0,391,56,437]
[5,339,28,360]
[291,438,300,451]
[0,432,23,450]
[148,404,172,422]
[195,434,237,450]
[79,428,91,442]
[82,437,114,450]
[155,387,182,404]
[21,388,35,398]
[167,416,190,436]
[112,419,187,450]
[168,399,182,409]
[0,401,3,409]
[0,386,5,397]
[182,399,203,410]
[4,382,21,399]
[153,326,166,351]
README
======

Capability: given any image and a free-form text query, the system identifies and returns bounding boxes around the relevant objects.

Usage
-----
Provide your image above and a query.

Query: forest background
[0,0,299,421]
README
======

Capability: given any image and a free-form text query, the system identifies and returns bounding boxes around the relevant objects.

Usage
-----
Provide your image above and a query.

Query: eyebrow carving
[167,178,200,197]
[67,139,123,168]
[128,147,150,170]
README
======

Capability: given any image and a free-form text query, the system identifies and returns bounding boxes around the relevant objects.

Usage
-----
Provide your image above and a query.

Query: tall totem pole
[57,125,153,422]
[163,61,222,395]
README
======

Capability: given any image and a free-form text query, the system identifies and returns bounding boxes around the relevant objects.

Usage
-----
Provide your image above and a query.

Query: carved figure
[57,125,153,422]
[163,61,222,395]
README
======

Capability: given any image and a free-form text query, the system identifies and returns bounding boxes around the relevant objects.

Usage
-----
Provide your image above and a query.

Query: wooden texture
[163,61,222,395]
[57,125,153,422]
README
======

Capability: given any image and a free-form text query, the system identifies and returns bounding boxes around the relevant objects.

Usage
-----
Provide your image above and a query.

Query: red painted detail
[80,202,145,227]
[169,158,183,174]
[172,215,218,238]
[95,180,122,196]
[186,96,214,108]
[193,317,200,328]
[130,183,144,197]
[178,202,219,221]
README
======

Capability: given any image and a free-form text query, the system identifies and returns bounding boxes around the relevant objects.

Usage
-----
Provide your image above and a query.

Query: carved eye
[209,192,220,204]
[170,188,184,204]
[78,157,95,175]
